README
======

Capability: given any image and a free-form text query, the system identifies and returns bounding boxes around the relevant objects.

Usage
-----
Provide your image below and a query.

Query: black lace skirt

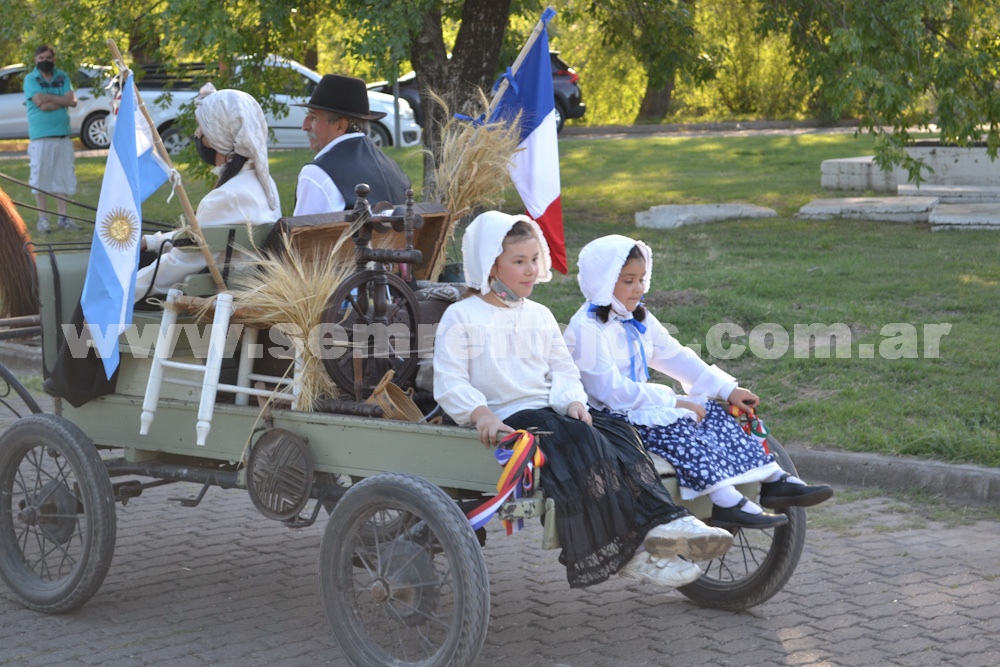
[505,408,687,588]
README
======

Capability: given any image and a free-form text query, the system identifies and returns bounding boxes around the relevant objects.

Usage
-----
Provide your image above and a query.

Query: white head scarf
[577,234,653,308]
[194,83,277,209]
[462,210,552,295]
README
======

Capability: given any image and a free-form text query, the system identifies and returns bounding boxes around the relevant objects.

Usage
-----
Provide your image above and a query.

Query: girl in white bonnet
[134,84,282,301]
[433,211,734,590]
[564,235,833,530]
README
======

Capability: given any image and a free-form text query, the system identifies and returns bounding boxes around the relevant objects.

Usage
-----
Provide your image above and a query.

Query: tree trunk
[637,72,676,121]
[412,0,512,197]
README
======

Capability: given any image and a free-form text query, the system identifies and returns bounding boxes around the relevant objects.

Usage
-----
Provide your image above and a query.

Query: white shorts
[28,137,76,195]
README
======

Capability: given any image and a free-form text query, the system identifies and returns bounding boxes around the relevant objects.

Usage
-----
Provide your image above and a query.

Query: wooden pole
[487,6,554,116]
[106,39,227,293]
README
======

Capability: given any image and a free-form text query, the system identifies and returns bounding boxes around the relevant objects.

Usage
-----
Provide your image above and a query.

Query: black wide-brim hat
[294,73,387,121]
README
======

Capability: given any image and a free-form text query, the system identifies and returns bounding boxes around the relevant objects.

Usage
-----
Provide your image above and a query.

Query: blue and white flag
[81,73,169,379]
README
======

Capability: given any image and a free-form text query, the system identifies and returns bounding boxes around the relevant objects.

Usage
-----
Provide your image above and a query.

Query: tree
[578,0,714,122]
[758,0,1000,181]
[336,0,546,195]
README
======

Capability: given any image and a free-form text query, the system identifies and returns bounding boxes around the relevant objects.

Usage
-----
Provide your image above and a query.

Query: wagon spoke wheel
[320,473,489,667]
[0,414,116,613]
[322,271,420,398]
[679,437,807,611]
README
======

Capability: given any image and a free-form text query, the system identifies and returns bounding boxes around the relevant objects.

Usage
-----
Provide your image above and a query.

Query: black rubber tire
[80,111,110,150]
[368,122,392,147]
[678,436,807,611]
[320,473,490,667]
[554,100,566,133]
[159,124,191,155]
[0,413,116,613]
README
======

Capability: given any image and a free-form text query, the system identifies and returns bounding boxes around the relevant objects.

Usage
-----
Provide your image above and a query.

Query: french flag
[490,8,567,274]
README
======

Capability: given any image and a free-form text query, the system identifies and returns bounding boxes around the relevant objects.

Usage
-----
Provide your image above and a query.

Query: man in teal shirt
[24,44,80,233]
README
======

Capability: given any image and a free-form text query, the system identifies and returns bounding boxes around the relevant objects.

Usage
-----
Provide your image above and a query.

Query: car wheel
[368,122,391,148]
[160,124,191,156]
[553,101,566,134]
[81,112,110,150]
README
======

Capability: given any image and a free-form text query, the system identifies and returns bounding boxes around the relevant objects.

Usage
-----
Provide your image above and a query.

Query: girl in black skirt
[433,211,733,588]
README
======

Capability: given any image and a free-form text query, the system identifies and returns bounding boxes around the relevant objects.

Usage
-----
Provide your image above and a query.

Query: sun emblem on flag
[99,207,139,251]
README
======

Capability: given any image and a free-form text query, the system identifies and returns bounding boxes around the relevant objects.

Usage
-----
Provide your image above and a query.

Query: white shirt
[134,167,282,300]
[292,132,365,215]
[564,304,738,427]
[433,296,589,425]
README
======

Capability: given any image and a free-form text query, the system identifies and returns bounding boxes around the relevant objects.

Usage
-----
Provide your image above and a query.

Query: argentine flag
[81,73,169,379]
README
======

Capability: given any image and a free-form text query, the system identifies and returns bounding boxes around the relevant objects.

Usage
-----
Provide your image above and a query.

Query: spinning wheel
[322,270,421,399]
[320,185,425,400]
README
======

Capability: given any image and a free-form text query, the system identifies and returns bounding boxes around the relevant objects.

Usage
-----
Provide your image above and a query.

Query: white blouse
[564,304,738,427]
[134,167,281,301]
[433,296,589,425]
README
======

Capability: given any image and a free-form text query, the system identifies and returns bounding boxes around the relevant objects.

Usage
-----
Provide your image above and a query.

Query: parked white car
[108,56,422,154]
[0,63,115,149]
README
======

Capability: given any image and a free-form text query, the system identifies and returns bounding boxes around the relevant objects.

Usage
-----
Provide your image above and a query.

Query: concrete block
[796,196,939,223]
[820,156,899,192]
[822,145,1000,193]
[635,203,776,229]
[898,184,1000,204]
[928,203,1000,228]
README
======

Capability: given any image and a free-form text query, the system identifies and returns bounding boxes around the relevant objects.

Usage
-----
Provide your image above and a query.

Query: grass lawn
[1,132,997,467]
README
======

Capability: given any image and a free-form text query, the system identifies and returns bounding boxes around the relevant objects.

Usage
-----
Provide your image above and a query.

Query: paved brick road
[2,470,999,667]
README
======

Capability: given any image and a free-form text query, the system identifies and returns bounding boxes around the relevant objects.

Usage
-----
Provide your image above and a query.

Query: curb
[787,445,1000,507]
[2,339,997,506]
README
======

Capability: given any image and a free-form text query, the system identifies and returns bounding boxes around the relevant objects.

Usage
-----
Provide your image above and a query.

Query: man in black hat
[293,74,411,215]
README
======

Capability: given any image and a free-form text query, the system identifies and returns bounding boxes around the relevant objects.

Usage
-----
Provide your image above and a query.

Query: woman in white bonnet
[564,235,833,530]
[433,211,734,590]
[134,84,282,301]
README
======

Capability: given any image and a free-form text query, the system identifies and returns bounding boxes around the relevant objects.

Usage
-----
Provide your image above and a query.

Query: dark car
[368,51,585,133]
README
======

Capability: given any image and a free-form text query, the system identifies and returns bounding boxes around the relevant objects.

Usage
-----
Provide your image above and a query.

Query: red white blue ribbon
[466,430,546,534]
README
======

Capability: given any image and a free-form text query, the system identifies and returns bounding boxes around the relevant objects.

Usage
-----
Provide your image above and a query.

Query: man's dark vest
[312,136,411,208]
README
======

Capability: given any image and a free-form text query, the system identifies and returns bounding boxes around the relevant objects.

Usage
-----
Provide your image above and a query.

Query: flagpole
[107,39,227,293]
[488,6,555,116]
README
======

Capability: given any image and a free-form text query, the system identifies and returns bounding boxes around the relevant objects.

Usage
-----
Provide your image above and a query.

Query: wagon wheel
[321,271,420,398]
[320,473,490,667]
[0,413,117,613]
[678,436,807,611]
[0,361,43,418]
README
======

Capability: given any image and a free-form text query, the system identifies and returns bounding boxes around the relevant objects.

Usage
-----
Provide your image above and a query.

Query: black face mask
[194,135,217,166]
[37,61,55,74]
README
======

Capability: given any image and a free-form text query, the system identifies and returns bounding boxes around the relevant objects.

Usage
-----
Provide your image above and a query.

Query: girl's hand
[727,387,760,413]
[470,406,514,447]
[567,401,592,425]
[676,399,706,423]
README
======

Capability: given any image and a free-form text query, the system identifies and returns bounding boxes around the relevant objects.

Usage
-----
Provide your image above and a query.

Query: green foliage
[673,0,812,119]
[759,0,1000,181]
[549,13,647,126]
[579,1,704,90]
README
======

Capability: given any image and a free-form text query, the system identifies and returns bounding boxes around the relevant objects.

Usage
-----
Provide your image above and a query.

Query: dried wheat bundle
[425,89,522,279]
[227,230,359,410]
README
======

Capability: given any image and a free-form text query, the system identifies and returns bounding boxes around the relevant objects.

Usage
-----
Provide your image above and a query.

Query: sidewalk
[1,478,998,667]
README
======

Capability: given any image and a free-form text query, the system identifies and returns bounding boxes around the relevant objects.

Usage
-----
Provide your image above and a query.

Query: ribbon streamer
[466,429,546,534]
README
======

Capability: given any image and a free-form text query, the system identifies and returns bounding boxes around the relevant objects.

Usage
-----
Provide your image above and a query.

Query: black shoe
[759,474,834,509]
[709,497,789,530]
